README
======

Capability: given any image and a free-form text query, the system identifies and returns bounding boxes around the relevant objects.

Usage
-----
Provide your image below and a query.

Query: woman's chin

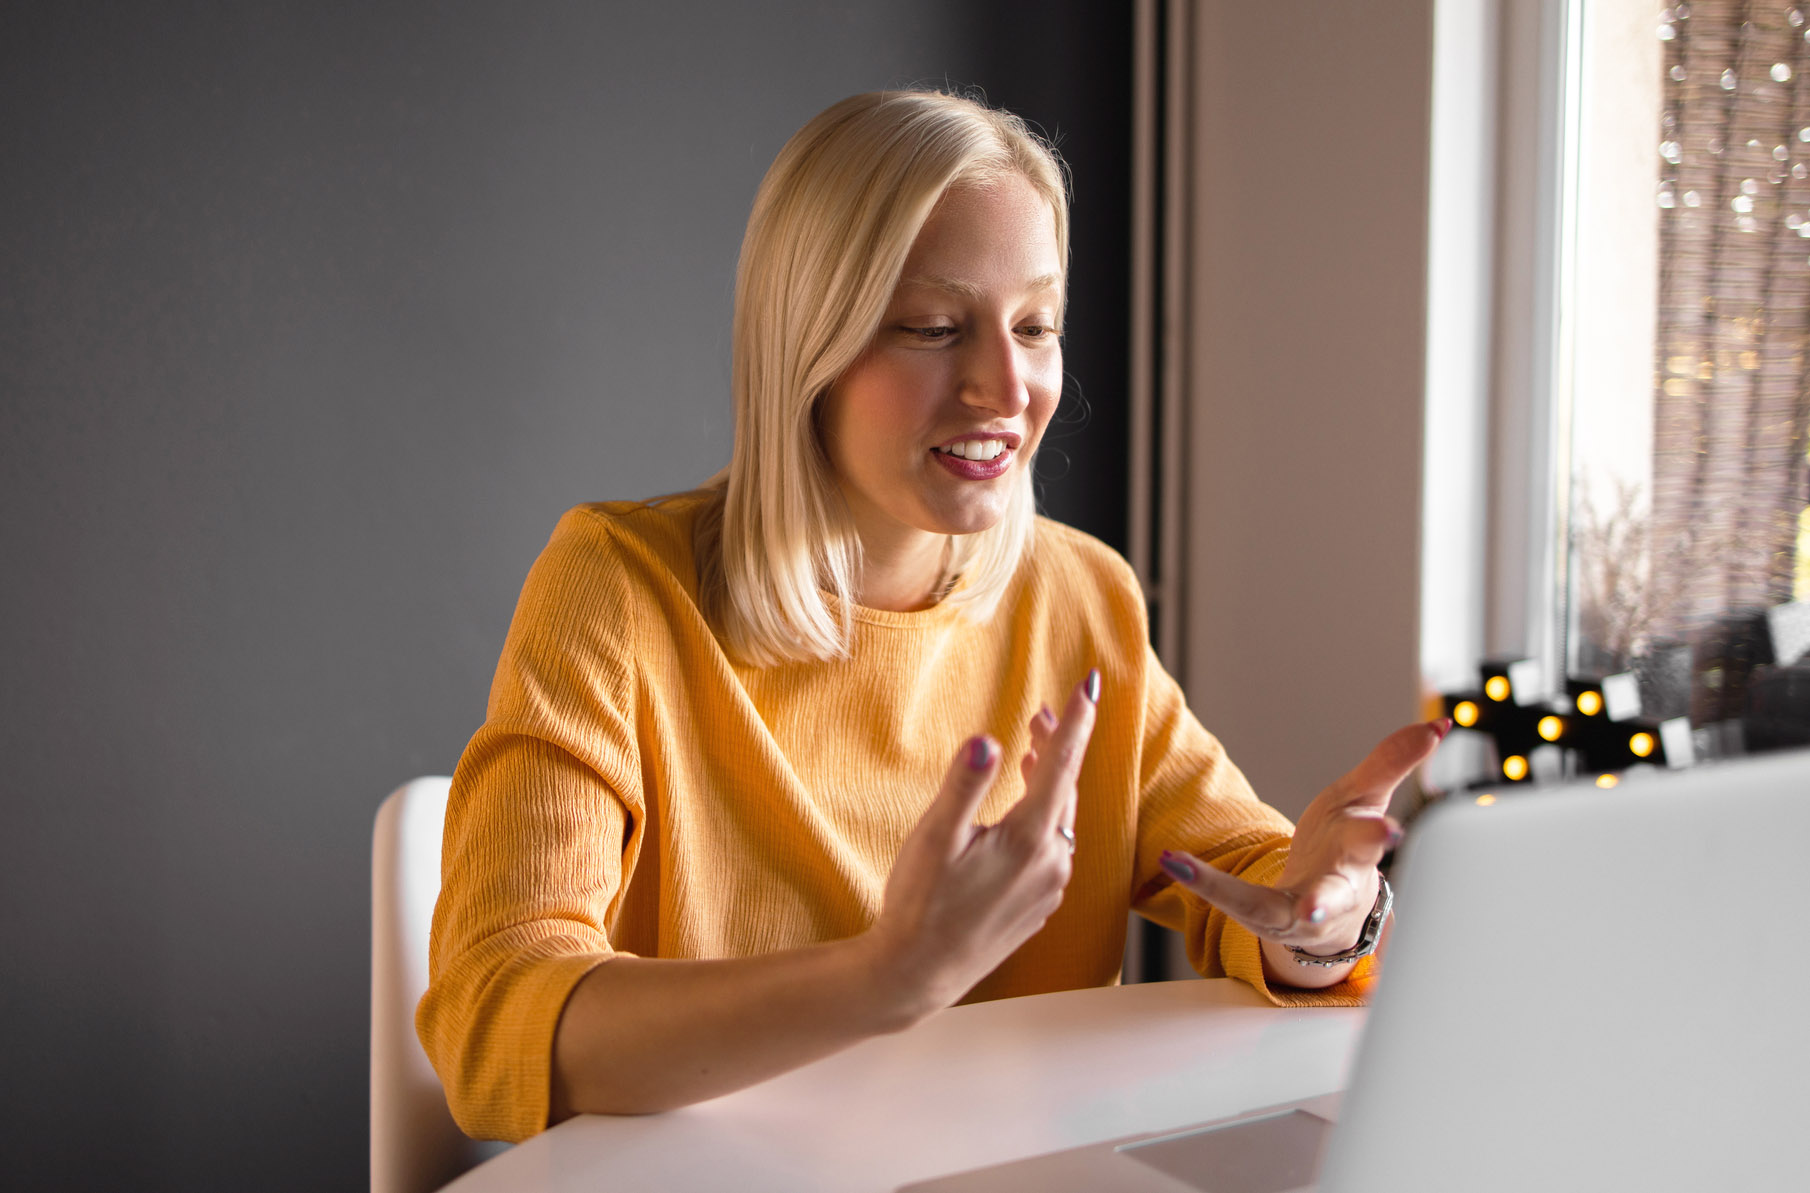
[921,497,1012,538]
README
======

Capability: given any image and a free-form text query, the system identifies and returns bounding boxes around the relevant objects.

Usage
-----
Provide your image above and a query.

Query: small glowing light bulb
[1502,754,1529,781]
[1537,715,1564,742]
[1596,774,1620,788]
[1453,700,1480,728]
[1629,732,1656,758]
[1475,793,1497,807]
[1576,690,1603,716]
[1485,675,1512,701]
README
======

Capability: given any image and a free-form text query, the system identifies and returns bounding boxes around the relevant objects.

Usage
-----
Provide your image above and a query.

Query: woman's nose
[958,325,1032,416]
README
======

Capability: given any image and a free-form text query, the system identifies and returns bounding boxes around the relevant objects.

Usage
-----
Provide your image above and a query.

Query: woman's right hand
[863,670,1101,1020]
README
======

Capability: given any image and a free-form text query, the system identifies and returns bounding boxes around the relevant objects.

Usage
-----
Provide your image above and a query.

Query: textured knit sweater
[418,493,1375,1142]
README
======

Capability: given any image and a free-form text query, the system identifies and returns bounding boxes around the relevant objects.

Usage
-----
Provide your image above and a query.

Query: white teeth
[938,439,1007,461]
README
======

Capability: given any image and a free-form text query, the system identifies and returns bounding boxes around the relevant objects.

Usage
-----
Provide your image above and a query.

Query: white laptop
[901,748,1810,1193]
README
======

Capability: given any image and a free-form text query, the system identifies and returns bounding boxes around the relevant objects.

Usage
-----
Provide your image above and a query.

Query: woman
[418,90,1445,1143]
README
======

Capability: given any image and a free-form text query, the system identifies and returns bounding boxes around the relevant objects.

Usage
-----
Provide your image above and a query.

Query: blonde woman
[419,90,1447,1142]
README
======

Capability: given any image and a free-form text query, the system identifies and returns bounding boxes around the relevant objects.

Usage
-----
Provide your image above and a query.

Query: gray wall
[0,4,1130,1190]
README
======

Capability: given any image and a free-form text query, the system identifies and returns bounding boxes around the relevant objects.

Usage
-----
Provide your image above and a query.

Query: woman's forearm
[551,688,1099,1120]
[549,932,924,1118]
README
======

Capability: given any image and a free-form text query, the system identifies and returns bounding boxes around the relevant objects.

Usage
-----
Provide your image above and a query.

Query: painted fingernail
[1430,717,1453,740]
[1159,850,1197,882]
[1308,905,1327,924]
[1084,668,1102,704]
[1387,825,1405,847]
[968,737,996,770]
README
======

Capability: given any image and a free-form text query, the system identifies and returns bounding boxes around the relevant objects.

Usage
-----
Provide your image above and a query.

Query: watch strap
[1286,874,1393,967]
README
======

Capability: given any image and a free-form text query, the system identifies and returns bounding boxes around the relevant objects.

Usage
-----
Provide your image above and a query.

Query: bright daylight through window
[1567,0,1810,757]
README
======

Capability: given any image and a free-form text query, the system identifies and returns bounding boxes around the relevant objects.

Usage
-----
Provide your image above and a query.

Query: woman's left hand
[1157,719,1450,981]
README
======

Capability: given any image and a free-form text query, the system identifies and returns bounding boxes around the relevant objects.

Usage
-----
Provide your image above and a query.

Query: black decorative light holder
[1443,659,1695,790]
[1443,658,1558,784]
[1566,671,1642,723]
[1577,715,1695,772]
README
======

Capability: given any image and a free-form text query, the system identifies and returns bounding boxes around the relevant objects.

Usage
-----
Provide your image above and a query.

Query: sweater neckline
[822,574,973,629]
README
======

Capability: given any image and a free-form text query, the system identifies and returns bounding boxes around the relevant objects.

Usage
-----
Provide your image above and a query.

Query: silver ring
[1056,824,1076,854]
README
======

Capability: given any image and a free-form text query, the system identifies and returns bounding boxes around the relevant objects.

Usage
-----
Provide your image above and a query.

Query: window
[1567,0,1810,750]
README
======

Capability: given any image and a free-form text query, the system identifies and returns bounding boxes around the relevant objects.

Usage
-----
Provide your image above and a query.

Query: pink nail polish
[1159,851,1196,882]
[1084,668,1102,704]
[1431,716,1453,740]
[968,737,995,770]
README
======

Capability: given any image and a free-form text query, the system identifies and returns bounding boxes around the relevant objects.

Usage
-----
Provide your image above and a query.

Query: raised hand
[550,672,1104,1116]
[1157,720,1449,982]
[865,671,1100,1016]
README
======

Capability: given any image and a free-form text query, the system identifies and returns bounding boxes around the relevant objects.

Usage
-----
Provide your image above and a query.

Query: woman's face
[818,173,1063,554]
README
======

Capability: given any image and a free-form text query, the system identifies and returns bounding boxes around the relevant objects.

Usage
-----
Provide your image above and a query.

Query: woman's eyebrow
[897,272,1063,300]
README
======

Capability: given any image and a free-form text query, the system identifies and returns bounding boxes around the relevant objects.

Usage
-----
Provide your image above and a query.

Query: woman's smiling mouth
[930,434,1019,479]
[933,438,1010,461]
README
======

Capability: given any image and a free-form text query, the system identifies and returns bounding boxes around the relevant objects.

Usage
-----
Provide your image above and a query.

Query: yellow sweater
[419,493,1373,1142]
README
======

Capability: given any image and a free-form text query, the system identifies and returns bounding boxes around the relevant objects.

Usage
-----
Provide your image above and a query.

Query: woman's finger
[1324,719,1449,811]
[1028,704,1057,751]
[1020,704,1055,785]
[1321,811,1400,868]
[1158,849,1296,938]
[1008,670,1099,835]
[912,736,1002,860]
[1289,869,1370,925]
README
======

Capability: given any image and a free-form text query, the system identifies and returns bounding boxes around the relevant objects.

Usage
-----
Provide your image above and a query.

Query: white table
[447,979,1366,1193]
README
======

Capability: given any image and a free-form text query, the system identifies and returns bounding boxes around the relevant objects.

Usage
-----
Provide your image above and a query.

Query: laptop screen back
[1321,749,1810,1193]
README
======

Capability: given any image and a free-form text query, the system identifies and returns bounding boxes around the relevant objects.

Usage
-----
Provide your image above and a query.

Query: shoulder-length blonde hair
[693,90,1070,666]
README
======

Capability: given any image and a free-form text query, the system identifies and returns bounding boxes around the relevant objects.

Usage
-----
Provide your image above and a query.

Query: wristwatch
[1286,874,1393,967]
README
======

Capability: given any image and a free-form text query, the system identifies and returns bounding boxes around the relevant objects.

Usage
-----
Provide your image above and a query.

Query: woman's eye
[903,325,955,340]
[1019,324,1058,339]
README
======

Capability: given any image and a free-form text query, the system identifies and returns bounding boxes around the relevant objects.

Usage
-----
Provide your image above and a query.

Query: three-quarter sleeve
[1130,646,1375,1006]
[416,514,649,1142]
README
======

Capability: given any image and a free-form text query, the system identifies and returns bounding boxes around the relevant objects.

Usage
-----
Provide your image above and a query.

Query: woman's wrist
[846,926,947,1034]
[1259,935,1357,989]
[1256,869,1385,988]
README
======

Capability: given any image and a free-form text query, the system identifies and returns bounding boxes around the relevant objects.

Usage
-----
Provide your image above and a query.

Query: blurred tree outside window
[1568,0,1810,749]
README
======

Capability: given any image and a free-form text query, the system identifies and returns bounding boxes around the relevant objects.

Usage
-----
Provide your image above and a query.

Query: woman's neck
[851,528,951,612]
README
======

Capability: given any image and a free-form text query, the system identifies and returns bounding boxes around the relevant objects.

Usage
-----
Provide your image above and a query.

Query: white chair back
[371,777,502,1193]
